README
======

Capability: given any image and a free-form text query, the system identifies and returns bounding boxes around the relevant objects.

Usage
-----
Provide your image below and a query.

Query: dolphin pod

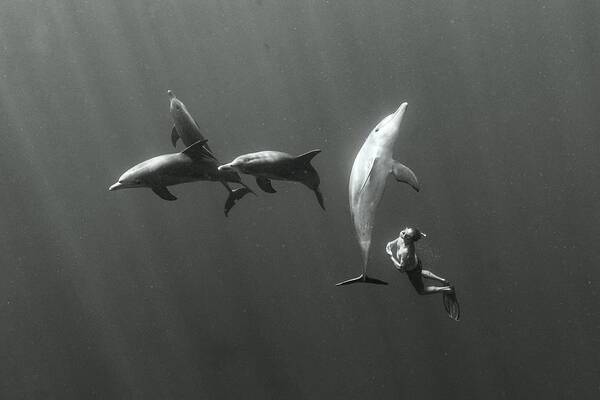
[110,92,253,216]
[110,94,441,293]
[110,90,325,213]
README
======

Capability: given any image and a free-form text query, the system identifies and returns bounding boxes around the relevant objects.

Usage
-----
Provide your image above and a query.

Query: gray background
[1,0,599,398]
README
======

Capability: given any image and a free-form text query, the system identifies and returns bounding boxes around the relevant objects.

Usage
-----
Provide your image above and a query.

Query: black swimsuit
[406,257,424,292]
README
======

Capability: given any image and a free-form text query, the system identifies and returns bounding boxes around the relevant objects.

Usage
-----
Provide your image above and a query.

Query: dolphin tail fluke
[240,181,256,195]
[224,187,253,217]
[391,161,420,192]
[314,188,325,210]
[336,274,388,286]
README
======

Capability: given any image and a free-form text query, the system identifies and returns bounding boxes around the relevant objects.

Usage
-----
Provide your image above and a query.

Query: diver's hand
[390,256,403,271]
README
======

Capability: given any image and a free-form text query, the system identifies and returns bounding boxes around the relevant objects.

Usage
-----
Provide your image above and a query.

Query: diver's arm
[386,239,404,270]
[385,240,396,256]
[390,256,404,271]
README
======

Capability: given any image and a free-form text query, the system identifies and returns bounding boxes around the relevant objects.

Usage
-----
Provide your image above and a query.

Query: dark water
[1,1,599,398]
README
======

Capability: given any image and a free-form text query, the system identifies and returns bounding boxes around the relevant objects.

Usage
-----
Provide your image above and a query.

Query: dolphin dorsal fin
[295,149,321,165]
[181,139,216,161]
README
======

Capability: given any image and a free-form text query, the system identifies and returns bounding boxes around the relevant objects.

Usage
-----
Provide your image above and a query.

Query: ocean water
[1,1,599,398]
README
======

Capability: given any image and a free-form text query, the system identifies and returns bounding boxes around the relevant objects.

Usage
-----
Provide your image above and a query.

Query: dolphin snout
[218,163,233,172]
[109,182,123,191]
[395,102,408,115]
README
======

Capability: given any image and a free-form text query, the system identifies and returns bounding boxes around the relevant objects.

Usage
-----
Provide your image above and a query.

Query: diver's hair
[402,227,422,242]
[412,229,423,241]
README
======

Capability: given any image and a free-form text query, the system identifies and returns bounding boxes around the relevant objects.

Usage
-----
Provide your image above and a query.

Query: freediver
[386,227,460,320]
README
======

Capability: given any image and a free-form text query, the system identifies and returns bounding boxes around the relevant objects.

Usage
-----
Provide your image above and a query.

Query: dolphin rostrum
[166,90,253,215]
[109,140,249,215]
[337,103,419,286]
[218,150,325,210]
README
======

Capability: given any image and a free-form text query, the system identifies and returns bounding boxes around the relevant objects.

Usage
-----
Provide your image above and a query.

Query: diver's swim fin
[442,288,460,321]
[336,274,388,286]
[224,187,253,217]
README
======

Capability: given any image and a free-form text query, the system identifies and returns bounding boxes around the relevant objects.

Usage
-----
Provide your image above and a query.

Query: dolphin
[168,90,209,149]
[166,90,253,214]
[336,103,420,286]
[109,140,249,215]
[218,150,325,210]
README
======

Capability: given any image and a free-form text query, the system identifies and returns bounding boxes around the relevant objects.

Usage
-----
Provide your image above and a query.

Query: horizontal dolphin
[109,140,250,215]
[218,150,325,209]
[337,103,419,286]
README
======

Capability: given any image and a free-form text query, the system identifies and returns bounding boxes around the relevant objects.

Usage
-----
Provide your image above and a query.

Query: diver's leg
[419,285,453,295]
[408,270,451,295]
[421,269,449,284]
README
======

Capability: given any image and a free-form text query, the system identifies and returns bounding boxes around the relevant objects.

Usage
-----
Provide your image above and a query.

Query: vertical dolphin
[168,90,209,149]
[337,103,420,286]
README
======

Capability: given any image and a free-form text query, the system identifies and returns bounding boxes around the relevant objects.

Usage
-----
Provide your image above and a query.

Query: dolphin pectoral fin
[336,274,388,286]
[152,186,177,201]
[171,126,180,147]
[224,187,253,217]
[391,161,420,192]
[256,177,276,193]
[314,188,325,210]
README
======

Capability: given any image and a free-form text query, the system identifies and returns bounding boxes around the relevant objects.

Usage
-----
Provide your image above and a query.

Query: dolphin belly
[349,154,390,264]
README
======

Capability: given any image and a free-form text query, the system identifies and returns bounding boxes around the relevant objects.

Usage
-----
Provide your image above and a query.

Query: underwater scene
[1,0,599,398]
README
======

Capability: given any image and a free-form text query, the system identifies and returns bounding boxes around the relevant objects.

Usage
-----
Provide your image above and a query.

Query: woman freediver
[386,227,460,321]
